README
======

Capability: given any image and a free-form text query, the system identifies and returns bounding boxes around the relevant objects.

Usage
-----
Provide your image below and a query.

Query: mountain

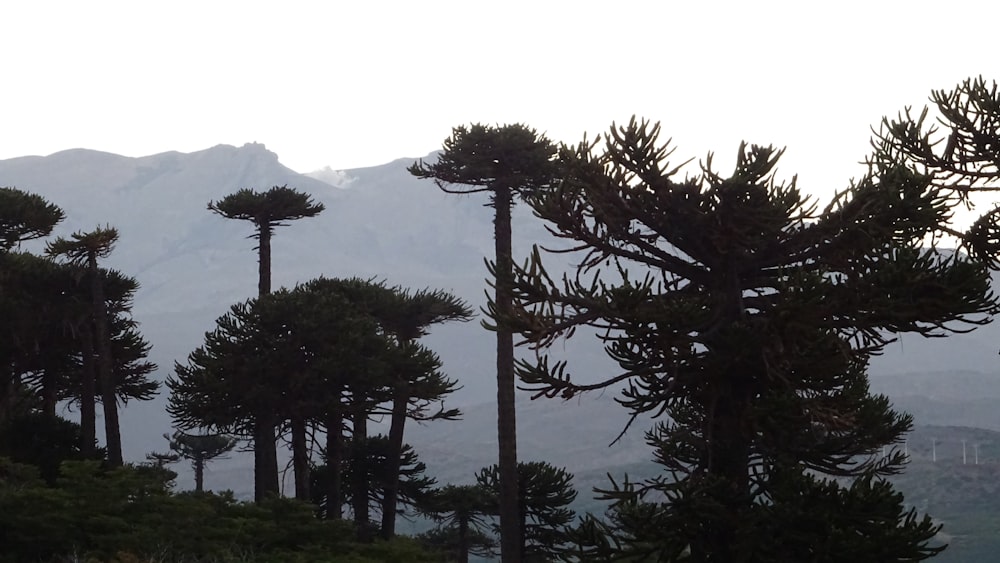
[3,142,1000,505]
[0,143,613,465]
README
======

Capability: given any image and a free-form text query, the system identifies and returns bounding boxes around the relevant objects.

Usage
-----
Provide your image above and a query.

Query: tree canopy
[497,114,1000,561]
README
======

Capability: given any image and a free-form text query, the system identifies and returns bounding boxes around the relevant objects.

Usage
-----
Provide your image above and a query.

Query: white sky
[3,1,998,203]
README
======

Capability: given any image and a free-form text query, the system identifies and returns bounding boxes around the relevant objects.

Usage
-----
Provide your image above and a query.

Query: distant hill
[5,144,1000,560]
[0,143,562,461]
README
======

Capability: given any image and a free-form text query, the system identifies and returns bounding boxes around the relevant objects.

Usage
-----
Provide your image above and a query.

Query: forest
[3,77,1000,563]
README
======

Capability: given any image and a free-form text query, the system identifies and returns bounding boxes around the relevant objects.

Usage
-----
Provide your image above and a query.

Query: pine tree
[304,277,472,537]
[0,186,64,250]
[167,281,392,510]
[316,436,437,527]
[207,184,324,502]
[417,484,498,563]
[0,188,63,426]
[164,431,238,493]
[499,116,1000,561]
[47,227,125,467]
[410,124,558,561]
[477,461,577,561]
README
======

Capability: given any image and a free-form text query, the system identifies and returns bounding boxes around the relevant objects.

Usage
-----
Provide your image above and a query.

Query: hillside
[5,144,1000,560]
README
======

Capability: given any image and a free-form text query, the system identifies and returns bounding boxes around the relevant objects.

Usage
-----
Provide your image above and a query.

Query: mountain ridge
[2,142,998,481]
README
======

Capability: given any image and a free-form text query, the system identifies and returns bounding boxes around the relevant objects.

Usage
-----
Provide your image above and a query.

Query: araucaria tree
[501,116,1000,561]
[164,431,238,493]
[208,185,325,297]
[409,124,558,561]
[307,277,473,537]
[207,185,324,502]
[477,461,577,561]
[47,227,126,467]
[0,187,65,250]
[417,484,498,563]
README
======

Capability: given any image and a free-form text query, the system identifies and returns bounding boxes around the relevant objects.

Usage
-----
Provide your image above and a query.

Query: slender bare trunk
[494,185,521,561]
[90,255,122,467]
[253,413,280,502]
[253,223,279,502]
[79,325,97,457]
[291,416,310,500]
[0,368,12,425]
[258,226,271,297]
[325,404,344,519]
[380,385,409,538]
[194,458,205,493]
[352,402,371,540]
[40,353,58,418]
[458,515,470,563]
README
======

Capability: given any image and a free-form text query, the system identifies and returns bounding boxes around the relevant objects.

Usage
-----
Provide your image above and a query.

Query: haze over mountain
[3,142,999,495]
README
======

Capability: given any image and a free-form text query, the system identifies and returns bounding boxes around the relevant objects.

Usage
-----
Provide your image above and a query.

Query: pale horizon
[4,1,999,206]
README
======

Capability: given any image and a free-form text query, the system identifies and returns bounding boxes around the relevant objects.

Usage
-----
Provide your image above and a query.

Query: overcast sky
[3,1,998,204]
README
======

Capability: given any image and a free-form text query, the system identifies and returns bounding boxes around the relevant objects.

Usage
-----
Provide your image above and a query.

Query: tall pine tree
[500,116,1000,561]
[207,185,324,502]
[410,124,558,561]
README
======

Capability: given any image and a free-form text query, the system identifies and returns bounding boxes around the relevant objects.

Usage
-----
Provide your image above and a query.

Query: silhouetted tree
[165,431,238,492]
[207,184,324,502]
[208,185,325,297]
[0,412,102,484]
[301,277,467,535]
[145,450,180,468]
[0,188,63,425]
[417,484,497,563]
[410,124,558,561]
[314,436,436,529]
[0,186,64,250]
[167,282,391,510]
[501,116,1000,561]
[47,227,125,467]
[54,272,159,418]
[871,76,1000,262]
[477,461,577,561]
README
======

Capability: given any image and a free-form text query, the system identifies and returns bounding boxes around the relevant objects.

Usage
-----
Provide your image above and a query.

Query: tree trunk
[690,384,752,563]
[194,458,205,493]
[379,384,409,539]
[253,412,280,502]
[325,404,344,519]
[291,415,310,500]
[79,324,97,457]
[493,185,521,561]
[89,254,122,467]
[351,401,371,540]
[258,226,271,297]
[690,265,752,563]
[40,353,58,418]
[458,515,471,563]
[0,368,12,425]
[252,223,279,503]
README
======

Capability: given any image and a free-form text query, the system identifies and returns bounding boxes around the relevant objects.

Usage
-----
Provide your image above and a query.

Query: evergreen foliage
[410,123,559,562]
[0,413,101,484]
[312,436,437,527]
[498,114,1000,561]
[207,184,324,297]
[0,186,64,249]
[417,484,498,563]
[477,461,577,561]
[0,458,438,563]
[7,79,1000,562]
[164,431,238,492]
[47,226,127,466]
[207,184,324,503]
